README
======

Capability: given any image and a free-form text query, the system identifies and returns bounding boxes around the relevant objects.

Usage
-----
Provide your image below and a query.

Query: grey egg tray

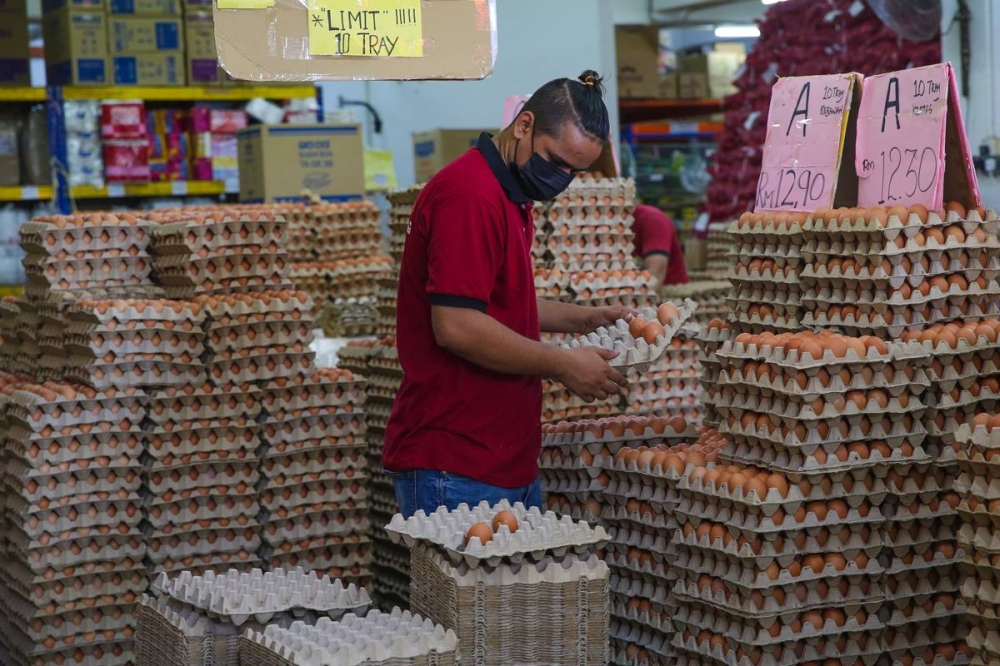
[151,567,371,625]
[239,610,459,666]
[564,298,698,371]
[385,500,608,567]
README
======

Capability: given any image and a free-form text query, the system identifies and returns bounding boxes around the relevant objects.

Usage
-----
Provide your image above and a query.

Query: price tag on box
[755,72,862,213]
[855,62,980,210]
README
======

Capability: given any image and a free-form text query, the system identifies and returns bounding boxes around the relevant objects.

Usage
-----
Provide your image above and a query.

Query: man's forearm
[643,255,669,287]
[537,299,590,334]
[433,306,567,377]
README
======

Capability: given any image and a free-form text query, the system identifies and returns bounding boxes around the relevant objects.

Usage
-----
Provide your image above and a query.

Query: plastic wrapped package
[213,0,497,82]
[64,101,105,189]
[20,106,51,186]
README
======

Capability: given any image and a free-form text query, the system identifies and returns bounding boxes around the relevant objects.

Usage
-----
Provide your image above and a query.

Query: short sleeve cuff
[429,294,488,312]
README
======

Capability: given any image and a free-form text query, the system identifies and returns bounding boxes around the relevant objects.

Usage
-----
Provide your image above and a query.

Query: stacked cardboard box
[388,500,610,666]
[136,567,370,666]
[43,0,110,86]
[0,0,31,85]
[239,609,459,666]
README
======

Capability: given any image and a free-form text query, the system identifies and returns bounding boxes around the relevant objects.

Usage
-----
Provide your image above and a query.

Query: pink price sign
[855,63,980,209]
[855,64,948,209]
[755,73,860,212]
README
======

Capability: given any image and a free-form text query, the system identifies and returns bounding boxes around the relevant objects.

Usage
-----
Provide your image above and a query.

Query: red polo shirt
[633,204,689,285]
[382,133,541,488]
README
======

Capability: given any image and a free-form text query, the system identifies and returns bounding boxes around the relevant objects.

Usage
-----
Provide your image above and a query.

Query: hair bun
[578,70,605,95]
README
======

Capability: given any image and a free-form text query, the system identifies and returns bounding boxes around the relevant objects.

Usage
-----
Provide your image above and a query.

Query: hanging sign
[855,62,980,209]
[755,72,863,212]
[307,0,423,57]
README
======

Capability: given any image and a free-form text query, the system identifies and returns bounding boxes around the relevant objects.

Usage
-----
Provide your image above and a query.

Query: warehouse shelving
[618,98,725,124]
[60,85,317,102]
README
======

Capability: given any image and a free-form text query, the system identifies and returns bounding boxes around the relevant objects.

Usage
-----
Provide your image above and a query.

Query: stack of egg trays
[136,567,371,666]
[955,421,1000,664]
[595,440,692,665]
[275,203,312,262]
[148,208,293,299]
[566,270,658,310]
[62,299,207,390]
[391,500,609,666]
[660,281,731,325]
[258,368,371,587]
[541,177,637,271]
[18,212,159,300]
[668,464,886,666]
[198,290,316,386]
[800,207,1000,338]
[359,340,410,608]
[626,330,703,423]
[725,212,806,333]
[11,296,42,375]
[309,202,384,262]
[0,296,28,372]
[0,378,148,666]
[386,187,421,267]
[697,318,733,428]
[143,381,263,579]
[239,609,459,666]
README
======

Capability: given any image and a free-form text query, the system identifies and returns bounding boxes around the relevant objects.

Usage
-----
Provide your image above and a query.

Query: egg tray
[3,596,140,643]
[673,497,883,540]
[62,333,205,363]
[11,534,145,573]
[23,255,153,281]
[4,468,142,507]
[6,429,144,470]
[145,497,259,531]
[149,216,286,253]
[259,467,367,494]
[19,222,152,257]
[262,435,367,460]
[801,261,1000,294]
[714,392,925,424]
[608,619,675,662]
[160,276,295,302]
[723,443,928,479]
[61,361,206,391]
[802,282,1000,311]
[386,500,608,567]
[259,381,367,421]
[205,355,316,386]
[259,481,367,513]
[720,412,927,455]
[145,533,261,566]
[264,545,371,573]
[261,446,366,473]
[206,322,315,355]
[9,500,143,542]
[804,307,1000,340]
[150,553,262,580]
[2,623,134,666]
[260,514,369,545]
[884,595,967,629]
[716,336,927,370]
[540,419,691,448]
[260,416,366,446]
[717,364,927,398]
[143,461,260,495]
[670,632,882,666]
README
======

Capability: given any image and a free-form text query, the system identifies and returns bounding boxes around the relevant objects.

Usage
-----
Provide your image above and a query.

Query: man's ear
[512,110,534,140]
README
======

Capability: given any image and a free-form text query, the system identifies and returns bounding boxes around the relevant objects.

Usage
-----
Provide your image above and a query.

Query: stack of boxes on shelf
[0,205,374,666]
[101,100,151,183]
[387,500,610,666]
[285,201,388,337]
[42,0,235,86]
[190,107,245,184]
[0,0,30,86]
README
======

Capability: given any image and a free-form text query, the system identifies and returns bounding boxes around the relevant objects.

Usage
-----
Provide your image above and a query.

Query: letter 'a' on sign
[307,0,424,58]
[754,73,863,213]
[855,63,981,210]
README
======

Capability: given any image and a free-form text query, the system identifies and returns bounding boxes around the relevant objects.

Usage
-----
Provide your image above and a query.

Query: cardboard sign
[755,73,862,212]
[308,0,423,57]
[855,63,980,209]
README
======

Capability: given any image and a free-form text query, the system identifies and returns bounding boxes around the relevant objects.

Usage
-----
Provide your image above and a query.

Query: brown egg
[492,511,518,534]
[642,322,665,344]
[629,317,647,339]
[465,522,493,546]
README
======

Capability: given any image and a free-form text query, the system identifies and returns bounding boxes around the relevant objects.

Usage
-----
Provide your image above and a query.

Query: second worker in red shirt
[383,71,629,517]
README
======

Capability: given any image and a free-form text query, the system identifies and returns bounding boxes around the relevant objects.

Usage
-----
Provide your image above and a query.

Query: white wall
[942,0,1000,207]
[319,0,618,188]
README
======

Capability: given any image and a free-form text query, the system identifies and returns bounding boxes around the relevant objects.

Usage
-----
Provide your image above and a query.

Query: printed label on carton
[306,0,423,57]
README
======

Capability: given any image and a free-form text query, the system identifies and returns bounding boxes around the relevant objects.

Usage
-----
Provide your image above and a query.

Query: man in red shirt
[632,204,689,287]
[384,71,629,517]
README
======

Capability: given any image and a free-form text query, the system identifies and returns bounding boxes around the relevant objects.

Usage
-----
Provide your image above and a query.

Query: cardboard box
[43,8,110,85]
[109,0,180,14]
[0,118,19,187]
[0,58,29,84]
[108,16,183,53]
[679,73,709,100]
[42,0,103,12]
[213,0,496,81]
[678,51,745,96]
[184,10,220,85]
[412,129,488,184]
[0,9,29,58]
[237,124,364,203]
[616,26,660,99]
[113,51,183,85]
[683,237,708,272]
[659,73,679,100]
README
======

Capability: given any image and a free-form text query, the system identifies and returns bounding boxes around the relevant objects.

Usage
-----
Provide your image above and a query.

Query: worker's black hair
[518,70,610,143]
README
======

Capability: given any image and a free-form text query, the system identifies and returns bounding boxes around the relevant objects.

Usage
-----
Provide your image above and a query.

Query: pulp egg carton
[713,387,925,421]
[718,361,926,396]
[609,620,673,664]
[259,447,366,480]
[146,494,259,531]
[12,534,146,572]
[19,212,154,253]
[145,526,261,565]
[261,414,366,447]
[146,382,261,427]
[388,500,608,567]
[264,543,371,574]
[884,592,967,628]
[802,281,1000,312]
[259,371,366,420]
[6,464,142,507]
[727,440,928,476]
[145,422,262,464]
[144,461,260,496]
[670,628,882,666]
[11,496,143,541]
[609,598,672,636]
[151,552,263,580]
[720,408,928,451]
[261,512,370,546]
[886,568,964,606]
[409,547,609,666]
[259,480,367,514]
[148,209,287,254]
[205,344,316,384]
[239,610,458,666]
[543,415,691,448]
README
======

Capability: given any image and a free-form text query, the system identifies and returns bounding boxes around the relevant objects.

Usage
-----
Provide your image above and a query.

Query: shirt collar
[477,132,530,204]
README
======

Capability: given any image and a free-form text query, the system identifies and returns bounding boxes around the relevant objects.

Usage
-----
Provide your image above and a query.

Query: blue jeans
[390,470,542,518]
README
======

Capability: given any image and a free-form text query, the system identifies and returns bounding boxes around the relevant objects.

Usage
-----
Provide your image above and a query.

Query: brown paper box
[42,8,110,85]
[679,72,709,100]
[616,25,659,99]
[412,128,491,184]
[213,0,496,82]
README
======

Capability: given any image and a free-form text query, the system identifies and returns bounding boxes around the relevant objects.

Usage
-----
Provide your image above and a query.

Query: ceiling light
[761,0,788,4]
[714,25,761,38]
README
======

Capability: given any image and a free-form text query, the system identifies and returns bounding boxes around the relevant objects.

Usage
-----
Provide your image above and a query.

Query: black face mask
[510,137,575,202]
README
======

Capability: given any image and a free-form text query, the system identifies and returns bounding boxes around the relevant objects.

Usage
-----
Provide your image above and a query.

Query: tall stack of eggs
[660,281,731,323]
[346,336,410,610]
[801,204,1000,661]
[726,212,806,333]
[695,329,928,664]
[956,418,1000,663]
[602,428,722,665]
[0,375,148,666]
[625,331,702,424]
[377,187,421,337]
[533,178,657,423]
